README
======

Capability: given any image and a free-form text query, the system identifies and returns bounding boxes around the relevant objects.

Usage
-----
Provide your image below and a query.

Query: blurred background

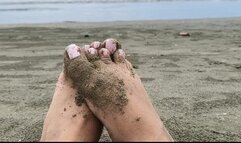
[1,0,241,24]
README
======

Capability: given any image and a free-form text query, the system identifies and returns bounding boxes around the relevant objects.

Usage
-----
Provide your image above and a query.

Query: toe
[86,48,98,60]
[113,49,126,63]
[90,41,102,50]
[64,44,85,67]
[112,48,135,76]
[64,44,94,82]
[98,48,112,64]
[83,44,91,54]
[88,48,98,55]
[102,38,121,55]
[82,45,98,61]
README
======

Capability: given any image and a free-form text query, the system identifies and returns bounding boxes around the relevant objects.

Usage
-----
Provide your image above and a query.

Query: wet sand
[0,18,241,141]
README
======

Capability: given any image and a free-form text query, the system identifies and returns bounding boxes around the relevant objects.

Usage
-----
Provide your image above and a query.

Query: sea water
[0,0,241,24]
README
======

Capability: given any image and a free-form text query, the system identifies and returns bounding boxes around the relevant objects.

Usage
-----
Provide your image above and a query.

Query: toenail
[90,41,102,49]
[88,48,97,55]
[104,39,117,54]
[66,44,80,59]
[118,49,125,58]
[99,48,110,58]
[113,49,126,63]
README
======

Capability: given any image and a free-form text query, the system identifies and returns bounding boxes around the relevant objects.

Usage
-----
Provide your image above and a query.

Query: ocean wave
[0,8,59,11]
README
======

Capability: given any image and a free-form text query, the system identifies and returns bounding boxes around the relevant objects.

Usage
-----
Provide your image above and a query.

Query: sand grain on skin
[64,51,128,113]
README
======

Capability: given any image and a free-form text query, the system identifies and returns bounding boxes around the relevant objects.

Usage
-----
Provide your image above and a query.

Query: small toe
[90,41,102,50]
[113,49,126,63]
[83,44,90,54]
[98,48,112,64]
[86,48,98,60]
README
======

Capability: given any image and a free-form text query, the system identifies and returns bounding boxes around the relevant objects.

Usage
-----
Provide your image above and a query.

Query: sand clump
[64,51,128,113]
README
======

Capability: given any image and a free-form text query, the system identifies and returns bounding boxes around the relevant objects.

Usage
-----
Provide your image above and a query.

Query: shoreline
[1,17,241,28]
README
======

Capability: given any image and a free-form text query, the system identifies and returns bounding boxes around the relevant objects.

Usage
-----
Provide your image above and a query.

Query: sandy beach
[0,18,241,141]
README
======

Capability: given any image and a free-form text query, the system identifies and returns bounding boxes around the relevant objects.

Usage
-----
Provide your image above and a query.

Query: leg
[64,40,174,141]
[41,56,103,141]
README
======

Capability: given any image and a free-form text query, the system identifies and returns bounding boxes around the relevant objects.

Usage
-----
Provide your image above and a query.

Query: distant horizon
[1,0,241,24]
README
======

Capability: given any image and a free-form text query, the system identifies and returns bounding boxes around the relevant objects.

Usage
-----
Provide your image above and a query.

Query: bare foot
[41,70,103,141]
[64,39,174,141]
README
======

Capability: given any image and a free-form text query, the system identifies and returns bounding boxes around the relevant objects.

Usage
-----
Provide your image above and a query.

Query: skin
[40,71,103,141]
[64,39,174,141]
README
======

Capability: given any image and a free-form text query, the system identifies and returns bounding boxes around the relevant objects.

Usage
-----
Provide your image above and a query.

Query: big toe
[102,38,121,55]
[64,44,95,82]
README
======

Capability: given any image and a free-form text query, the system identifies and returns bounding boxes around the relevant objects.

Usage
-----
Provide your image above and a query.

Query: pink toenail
[118,49,125,59]
[105,39,117,54]
[90,41,102,49]
[100,48,110,58]
[66,44,80,59]
[88,48,97,55]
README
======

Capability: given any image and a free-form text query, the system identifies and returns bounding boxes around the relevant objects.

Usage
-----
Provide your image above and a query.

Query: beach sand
[0,18,241,141]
